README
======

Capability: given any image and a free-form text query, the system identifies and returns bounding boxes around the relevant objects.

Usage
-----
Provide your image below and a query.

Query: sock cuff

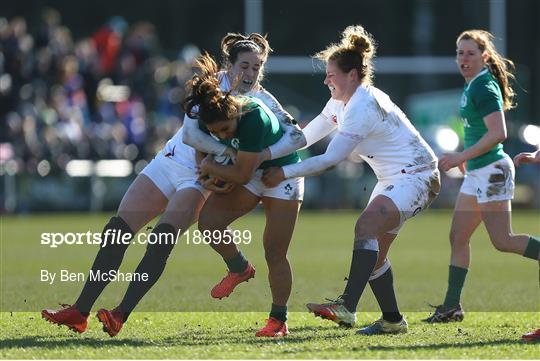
[523,236,540,260]
[271,303,288,312]
[353,238,379,251]
[152,223,176,234]
[449,264,468,275]
[270,303,288,322]
[109,216,135,236]
[228,251,247,264]
[369,259,391,281]
[224,251,248,273]
[101,216,135,249]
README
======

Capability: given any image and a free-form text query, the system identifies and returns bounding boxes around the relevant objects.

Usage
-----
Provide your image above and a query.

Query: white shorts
[368,169,441,234]
[141,153,210,200]
[243,170,304,201]
[460,155,515,203]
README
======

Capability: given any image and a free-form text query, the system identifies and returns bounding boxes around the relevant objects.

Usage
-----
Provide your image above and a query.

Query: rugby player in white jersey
[262,25,441,335]
[41,32,305,337]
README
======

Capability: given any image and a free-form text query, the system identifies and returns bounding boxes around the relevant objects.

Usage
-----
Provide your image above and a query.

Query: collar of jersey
[465,68,489,91]
[341,84,368,110]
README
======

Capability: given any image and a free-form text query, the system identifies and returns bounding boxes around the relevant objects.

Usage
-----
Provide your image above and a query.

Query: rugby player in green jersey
[424,30,540,323]
[183,53,303,337]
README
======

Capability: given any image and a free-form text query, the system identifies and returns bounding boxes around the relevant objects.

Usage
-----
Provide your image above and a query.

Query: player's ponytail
[457,30,516,110]
[183,53,241,125]
[315,24,377,86]
[247,33,272,59]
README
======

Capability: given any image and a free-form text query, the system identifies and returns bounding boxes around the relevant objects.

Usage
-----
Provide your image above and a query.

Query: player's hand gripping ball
[198,154,235,193]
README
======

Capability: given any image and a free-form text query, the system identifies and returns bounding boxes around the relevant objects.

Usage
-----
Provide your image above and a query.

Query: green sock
[443,265,468,308]
[270,303,287,322]
[523,236,540,260]
[224,251,248,273]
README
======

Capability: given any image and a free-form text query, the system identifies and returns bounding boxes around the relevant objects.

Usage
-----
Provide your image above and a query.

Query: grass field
[1,311,539,359]
[1,210,539,358]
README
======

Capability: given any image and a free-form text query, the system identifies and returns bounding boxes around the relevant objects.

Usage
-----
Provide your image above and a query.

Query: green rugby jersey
[199,96,300,169]
[460,68,506,170]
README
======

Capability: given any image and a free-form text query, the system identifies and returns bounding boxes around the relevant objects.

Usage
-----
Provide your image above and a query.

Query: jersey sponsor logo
[331,115,338,124]
[462,117,470,128]
[460,93,467,107]
[385,185,394,191]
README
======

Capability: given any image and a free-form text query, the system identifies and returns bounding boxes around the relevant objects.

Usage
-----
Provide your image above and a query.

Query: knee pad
[353,238,379,252]
[369,259,391,281]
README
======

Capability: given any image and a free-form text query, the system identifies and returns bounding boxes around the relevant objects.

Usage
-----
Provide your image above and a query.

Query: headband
[232,39,261,51]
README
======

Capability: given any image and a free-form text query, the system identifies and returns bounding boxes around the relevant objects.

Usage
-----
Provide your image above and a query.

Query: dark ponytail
[183,53,241,125]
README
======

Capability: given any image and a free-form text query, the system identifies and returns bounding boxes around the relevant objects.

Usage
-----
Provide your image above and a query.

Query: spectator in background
[92,16,127,77]
[2,11,184,175]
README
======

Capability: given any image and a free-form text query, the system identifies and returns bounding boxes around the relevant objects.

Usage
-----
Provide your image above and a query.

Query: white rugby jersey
[283,85,437,180]
[162,71,293,169]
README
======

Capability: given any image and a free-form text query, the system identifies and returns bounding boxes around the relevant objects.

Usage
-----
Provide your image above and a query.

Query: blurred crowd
[1,9,198,175]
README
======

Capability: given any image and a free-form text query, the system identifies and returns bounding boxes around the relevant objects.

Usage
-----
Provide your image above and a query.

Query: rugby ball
[210,153,234,187]
[214,153,235,165]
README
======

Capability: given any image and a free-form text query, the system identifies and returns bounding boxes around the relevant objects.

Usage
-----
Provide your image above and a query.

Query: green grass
[1,210,539,358]
[1,312,539,359]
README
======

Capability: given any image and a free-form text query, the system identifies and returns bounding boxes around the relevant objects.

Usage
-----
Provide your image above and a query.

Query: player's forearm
[300,115,336,149]
[282,133,357,178]
[205,162,254,185]
[268,126,307,159]
[183,116,228,155]
[283,154,338,178]
[268,114,336,160]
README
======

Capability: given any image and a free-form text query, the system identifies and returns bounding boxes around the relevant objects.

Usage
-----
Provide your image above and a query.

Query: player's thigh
[356,195,401,239]
[261,197,301,258]
[158,187,207,231]
[478,199,512,244]
[118,173,168,232]
[449,192,482,245]
[198,186,260,231]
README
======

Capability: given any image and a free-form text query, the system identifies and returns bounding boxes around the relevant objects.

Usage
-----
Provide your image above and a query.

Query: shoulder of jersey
[348,86,378,108]
[470,72,493,89]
